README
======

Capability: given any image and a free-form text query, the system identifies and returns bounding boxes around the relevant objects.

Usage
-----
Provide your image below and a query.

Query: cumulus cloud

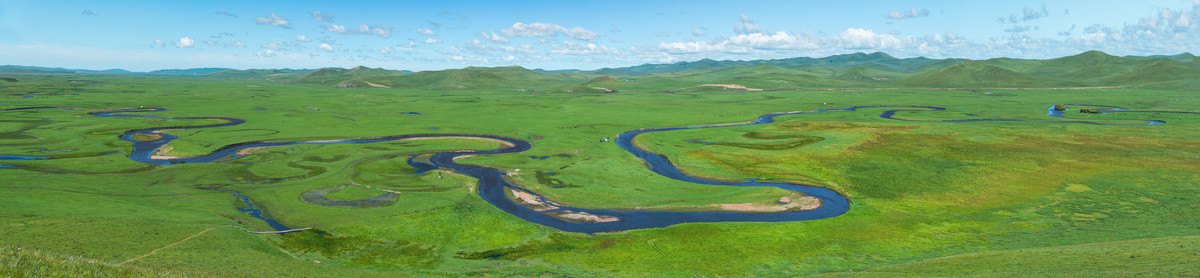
[175,37,194,48]
[839,28,903,49]
[231,40,246,47]
[325,24,397,38]
[311,10,333,22]
[464,39,537,55]
[478,32,508,43]
[296,35,312,42]
[210,32,235,39]
[318,43,333,52]
[424,37,443,44]
[417,28,437,36]
[1000,4,1050,23]
[658,31,822,54]
[153,40,165,47]
[380,47,392,54]
[82,9,96,16]
[261,40,302,51]
[1004,25,1038,33]
[735,14,761,34]
[548,41,624,55]
[640,4,1200,63]
[254,13,291,28]
[215,11,237,18]
[887,8,929,20]
[500,22,600,40]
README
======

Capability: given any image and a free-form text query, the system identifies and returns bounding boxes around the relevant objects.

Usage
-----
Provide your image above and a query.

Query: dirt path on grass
[363,82,391,88]
[122,226,219,264]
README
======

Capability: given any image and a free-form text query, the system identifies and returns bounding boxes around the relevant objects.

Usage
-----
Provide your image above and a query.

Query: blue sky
[1,0,1198,71]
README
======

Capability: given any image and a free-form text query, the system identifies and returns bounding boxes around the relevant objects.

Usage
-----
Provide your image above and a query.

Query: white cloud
[478,32,509,43]
[839,28,903,49]
[215,11,237,18]
[311,10,333,22]
[657,31,822,54]
[296,35,312,42]
[253,13,291,28]
[549,41,624,55]
[399,39,417,48]
[735,14,760,34]
[175,37,194,48]
[424,37,443,44]
[231,40,246,48]
[1000,5,1049,23]
[0,41,297,71]
[464,39,536,55]
[500,22,600,40]
[380,47,392,54]
[693,28,705,36]
[261,41,300,51]
[887,8,930,20]
[325,24,396,38]
[319,43,333,52]
[417,28,437,36]
[153,39,165,47]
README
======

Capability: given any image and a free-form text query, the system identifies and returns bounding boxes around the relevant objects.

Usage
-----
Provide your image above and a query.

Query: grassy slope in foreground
[0,246,183,277]
[817,235,1200,277]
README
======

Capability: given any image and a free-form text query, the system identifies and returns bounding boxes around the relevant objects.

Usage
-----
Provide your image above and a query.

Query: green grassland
[2,52,1200,277]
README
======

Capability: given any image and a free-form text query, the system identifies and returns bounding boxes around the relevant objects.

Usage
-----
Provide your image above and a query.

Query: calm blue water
[406,155,438,174]
[230,191,294,232]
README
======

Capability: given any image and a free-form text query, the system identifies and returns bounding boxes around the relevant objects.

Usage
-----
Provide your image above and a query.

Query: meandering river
[0,105,1187,233]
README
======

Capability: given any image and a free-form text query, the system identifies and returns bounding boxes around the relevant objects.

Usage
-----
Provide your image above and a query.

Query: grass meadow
[1,74,1198,276]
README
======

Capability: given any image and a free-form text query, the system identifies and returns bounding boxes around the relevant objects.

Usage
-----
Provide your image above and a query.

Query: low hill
[287,66,408,87]
[147,68,235,76]
[1022,51,1145,81]
[832,65,911,80]
[583,52,948,76]
[391,66,585,90]
[1099,58,1200,84]
[563,76,625,93]
[204,69,312,79]
[898,61,1078,87]
[0,65,74,74]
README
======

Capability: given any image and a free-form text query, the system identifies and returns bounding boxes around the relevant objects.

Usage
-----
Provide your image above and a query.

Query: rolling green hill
[898,61,1079,87]
[287,66,408,87]
[831,65,911,80]
[4,50,1198,89]
[1099,58,1200,84]
[389,66,586,90]
[203,69,312,79]
[146,68,235,76]
[0,65,75,74]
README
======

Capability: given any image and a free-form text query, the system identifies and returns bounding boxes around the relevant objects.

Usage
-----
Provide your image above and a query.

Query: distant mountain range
[2,51,1197,90]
